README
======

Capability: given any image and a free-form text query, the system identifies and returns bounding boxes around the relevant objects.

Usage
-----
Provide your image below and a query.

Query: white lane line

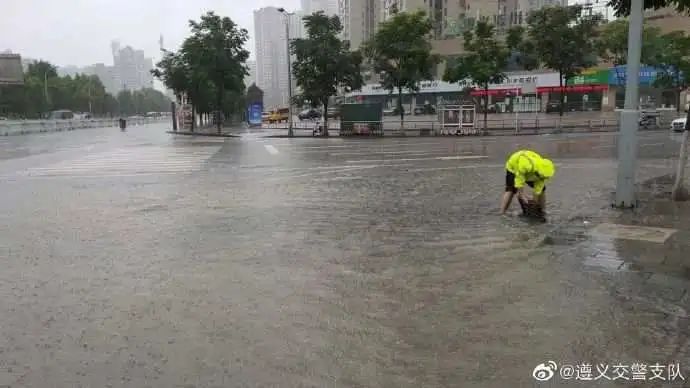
[328,149,469,156]
[312,176,365,182]
[345,155,487,164]
[406,164,503,172]
[640,142,665,147]
[264,145,280,155]
[264,165,382,181]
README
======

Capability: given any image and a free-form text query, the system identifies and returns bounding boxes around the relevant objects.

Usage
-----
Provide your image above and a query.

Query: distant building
[83,63,117,94]
[646,6,690,35]
[112,42,154,92]
[338,0,380,50]
[245,60,257,89]
[254,7,304,110]
[301,0,338,16]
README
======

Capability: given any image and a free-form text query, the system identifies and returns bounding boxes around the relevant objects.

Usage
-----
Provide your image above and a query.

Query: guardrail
[0,117,167,136]
[262,115,675,136]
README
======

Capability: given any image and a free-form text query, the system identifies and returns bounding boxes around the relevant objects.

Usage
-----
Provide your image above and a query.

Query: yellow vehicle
[268,108,290,124]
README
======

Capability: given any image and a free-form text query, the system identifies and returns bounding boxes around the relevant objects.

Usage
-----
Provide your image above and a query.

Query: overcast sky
[1,0,607,69]
[0,0,300,67]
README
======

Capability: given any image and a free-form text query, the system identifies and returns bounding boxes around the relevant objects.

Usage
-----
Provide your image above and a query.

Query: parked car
[671,117,687,132]
[545,101,561,113]
[298,108,321,121]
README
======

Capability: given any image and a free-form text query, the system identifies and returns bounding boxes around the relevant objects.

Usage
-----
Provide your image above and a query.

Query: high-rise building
[83,63,117,94]
[254,7,304,110]
[302,0,338,16]
[110,41,154,93]
[338,0,380,50]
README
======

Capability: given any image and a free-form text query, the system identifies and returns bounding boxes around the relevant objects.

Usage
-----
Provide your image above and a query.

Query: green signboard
[340,103,383,136]
[567,70,609,86]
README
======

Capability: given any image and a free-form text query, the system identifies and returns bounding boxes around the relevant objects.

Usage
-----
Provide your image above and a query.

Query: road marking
[406,164,503,172]
[345,155,487,164]
[19,145,220,178]
[264,165,381,181]
[640,142,665,147]
[264,145,280,155]
[328,149,463,156]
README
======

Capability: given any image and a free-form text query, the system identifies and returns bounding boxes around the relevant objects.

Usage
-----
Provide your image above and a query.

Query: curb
[167,131,240,138]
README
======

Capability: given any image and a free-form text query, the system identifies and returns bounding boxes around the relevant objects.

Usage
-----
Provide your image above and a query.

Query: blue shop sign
[609,65,660,86]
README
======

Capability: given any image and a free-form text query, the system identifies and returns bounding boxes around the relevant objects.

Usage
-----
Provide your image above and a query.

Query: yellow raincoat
[506,150,555,195]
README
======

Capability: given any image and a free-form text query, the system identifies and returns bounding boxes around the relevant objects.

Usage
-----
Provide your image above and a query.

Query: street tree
[0,59,137,119]
[597,19,664,86]
[649,31,690,112]
[522,5,601,116]
[152,50,191,103]
[444,21,509,130]
[185,12,249,132]
[291,12,363,136]
[153,12,249,131]
[364,10,439,124]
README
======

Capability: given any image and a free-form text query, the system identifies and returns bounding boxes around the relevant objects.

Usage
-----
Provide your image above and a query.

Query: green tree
[291,11,363,136]
[185,11,249,132]
[364,10,439,124]
[649,31,690,112]
[444,21,509,130]
[523,5,601,116]
[597,19,664,86]
[152,12,249,132]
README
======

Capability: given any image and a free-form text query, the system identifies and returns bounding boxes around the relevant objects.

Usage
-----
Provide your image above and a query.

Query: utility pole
[278,8,295,137]
[613,0,644,208]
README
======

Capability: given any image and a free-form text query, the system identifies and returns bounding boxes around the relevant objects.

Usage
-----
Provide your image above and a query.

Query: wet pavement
[1,124,689,387]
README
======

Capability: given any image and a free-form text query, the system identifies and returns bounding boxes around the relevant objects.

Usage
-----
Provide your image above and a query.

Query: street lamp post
[278,7,294,137]
[614,0,644,208]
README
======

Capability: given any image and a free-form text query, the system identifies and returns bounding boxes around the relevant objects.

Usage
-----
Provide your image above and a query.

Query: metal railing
[261,114,678,136]
[0,117,167,136]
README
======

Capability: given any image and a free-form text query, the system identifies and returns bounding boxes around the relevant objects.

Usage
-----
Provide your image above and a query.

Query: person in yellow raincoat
[500,150,556,215]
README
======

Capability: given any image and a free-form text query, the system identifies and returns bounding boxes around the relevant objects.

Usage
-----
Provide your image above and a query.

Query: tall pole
[613,0,644,208]
[285,15,294,137]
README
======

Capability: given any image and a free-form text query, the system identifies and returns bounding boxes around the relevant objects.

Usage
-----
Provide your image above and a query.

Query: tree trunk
[191,104,195,132]
[672,129,690,201]
[398,87,404,125]
[323,101,329,137]
[217,85,224,133]
[483,84,489,130]
[559,71,565,117]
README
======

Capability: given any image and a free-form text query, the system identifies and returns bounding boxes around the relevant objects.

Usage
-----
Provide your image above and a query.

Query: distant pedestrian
[500,150,555,216]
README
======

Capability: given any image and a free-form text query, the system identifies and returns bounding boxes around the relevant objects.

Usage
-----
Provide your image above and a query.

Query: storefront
[607,65,679,110]
[344,71,562,114]
[544,69,610,112]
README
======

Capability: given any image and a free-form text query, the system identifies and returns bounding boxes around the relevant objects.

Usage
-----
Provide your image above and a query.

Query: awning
[537,84,609,93]
[470,88,521,96]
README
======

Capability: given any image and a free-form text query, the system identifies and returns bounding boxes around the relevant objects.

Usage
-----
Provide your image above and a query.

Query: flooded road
[0,127,688,386]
